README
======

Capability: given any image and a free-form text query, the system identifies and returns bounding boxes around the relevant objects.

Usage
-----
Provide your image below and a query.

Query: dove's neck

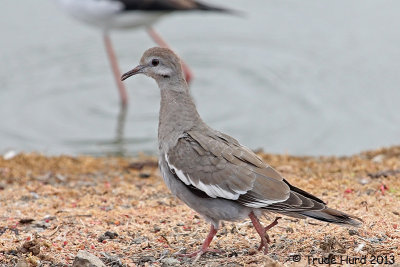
[158,79,202,152]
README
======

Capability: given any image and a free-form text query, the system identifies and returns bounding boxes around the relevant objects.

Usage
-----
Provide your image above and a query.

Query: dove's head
[121,47,185,84]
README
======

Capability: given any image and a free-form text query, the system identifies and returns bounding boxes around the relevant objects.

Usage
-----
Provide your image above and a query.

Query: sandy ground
[0,147,399,266]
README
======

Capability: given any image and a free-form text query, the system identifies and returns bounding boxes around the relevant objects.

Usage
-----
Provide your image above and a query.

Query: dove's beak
[121,65,146,81]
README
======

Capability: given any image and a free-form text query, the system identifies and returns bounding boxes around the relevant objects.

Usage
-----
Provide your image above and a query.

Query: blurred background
[1,0,399,157]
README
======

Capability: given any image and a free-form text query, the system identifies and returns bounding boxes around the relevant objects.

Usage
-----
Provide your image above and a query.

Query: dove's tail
[265,179,363,227]
[300,208,362,227]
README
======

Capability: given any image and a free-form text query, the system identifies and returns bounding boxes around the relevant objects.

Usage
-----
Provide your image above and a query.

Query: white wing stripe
[165,154,241,200]
[243,200,277,208]
[196,180,239,199]
[174,167,191,185]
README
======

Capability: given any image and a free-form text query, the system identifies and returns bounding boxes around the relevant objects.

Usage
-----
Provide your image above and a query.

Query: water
[1,0,399,157]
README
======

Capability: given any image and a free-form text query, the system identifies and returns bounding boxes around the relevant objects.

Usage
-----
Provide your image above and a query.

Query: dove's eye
[152,59,159,66]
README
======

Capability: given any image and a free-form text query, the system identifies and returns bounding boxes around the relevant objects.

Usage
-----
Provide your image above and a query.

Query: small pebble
[365,189,375,195]
[248,249,257,255]
[270,253,279,261]
[104,231,118,239]
[43,215,56,221]
[15,258,28,267]
[372,154,384,163]
[19,218,34,224]
[30,192,40,199]
[354,242,365,253]
[3,150,17,160]
[228,251,238,257]
[98,231,118,242]
[20,240,40,255]
[139,173,150,178]
[286,227,294,233]
[161,249,170,256]
[131,237,146,244]
[73,250,106,267]
[161,257,180,266]
[348,229,358,236]
[153,225,161,233]
[138,255,156,265]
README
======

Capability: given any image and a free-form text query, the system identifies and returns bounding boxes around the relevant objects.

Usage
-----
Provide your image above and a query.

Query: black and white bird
[56,0,231,106]
[121,47,363,260]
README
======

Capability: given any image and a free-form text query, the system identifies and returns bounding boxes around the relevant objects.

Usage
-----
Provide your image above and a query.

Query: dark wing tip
[301,208,363,227]
[192,1,244,16]
[283,179,326,205]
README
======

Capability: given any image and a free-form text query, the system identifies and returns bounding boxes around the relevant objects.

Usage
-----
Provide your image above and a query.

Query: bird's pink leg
[249,212,281,254]
[103,33,128,107]
[177,224,221,259]
[146,27,193,84]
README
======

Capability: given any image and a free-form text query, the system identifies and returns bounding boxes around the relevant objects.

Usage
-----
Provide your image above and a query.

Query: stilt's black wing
[113,0,230,12]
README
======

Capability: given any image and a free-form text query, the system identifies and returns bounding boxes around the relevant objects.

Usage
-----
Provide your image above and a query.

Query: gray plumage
[121,47,362,256]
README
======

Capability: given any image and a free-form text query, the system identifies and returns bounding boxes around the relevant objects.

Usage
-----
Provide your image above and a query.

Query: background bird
[55,0,232,106]
[121,47,363,260]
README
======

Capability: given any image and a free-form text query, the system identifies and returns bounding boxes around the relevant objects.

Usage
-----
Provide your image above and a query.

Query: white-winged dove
[121,47,362,260]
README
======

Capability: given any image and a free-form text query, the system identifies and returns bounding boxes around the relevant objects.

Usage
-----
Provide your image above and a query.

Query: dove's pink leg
[249,212,281,254]
[177,224,221,259]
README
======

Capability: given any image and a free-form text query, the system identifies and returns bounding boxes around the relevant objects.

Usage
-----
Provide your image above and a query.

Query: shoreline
[1,146,399,266]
